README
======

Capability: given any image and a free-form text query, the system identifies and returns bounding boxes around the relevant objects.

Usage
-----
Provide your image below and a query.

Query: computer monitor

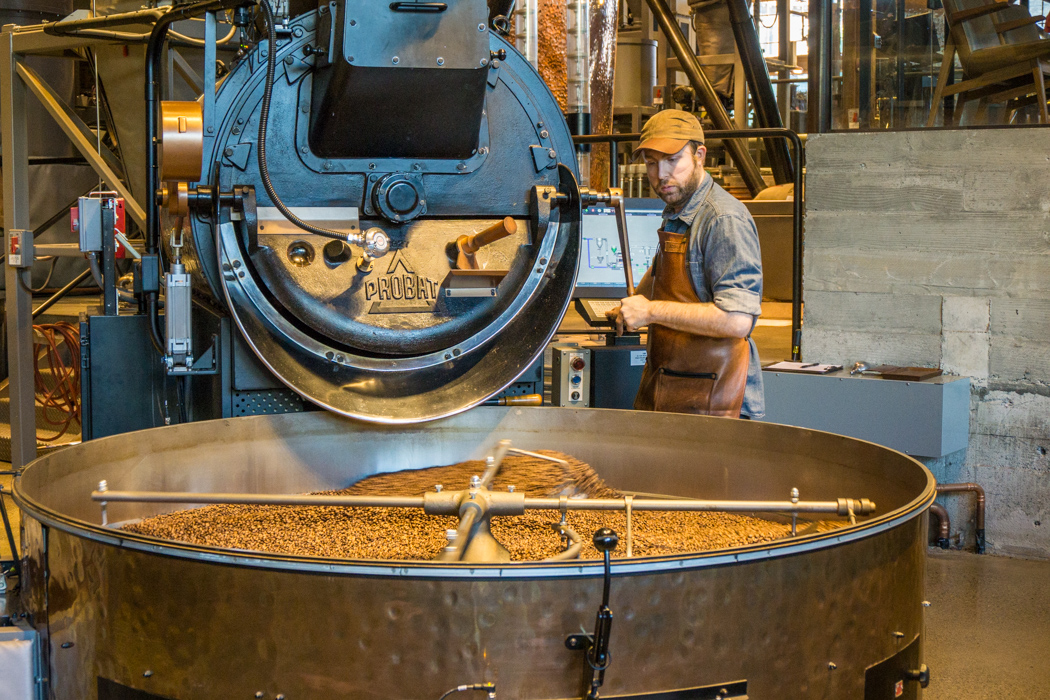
[575,198,665,299]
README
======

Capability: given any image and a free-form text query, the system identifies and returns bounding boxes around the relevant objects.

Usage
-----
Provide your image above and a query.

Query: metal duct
[613,36,656,109]
[689,0,735,100]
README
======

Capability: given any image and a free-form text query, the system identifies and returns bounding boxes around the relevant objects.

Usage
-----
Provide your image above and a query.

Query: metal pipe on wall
[937,482,986,554]
[723,0,794,183]
[807,0,832,133]
[643,0,766,198]
[928,502,950,549]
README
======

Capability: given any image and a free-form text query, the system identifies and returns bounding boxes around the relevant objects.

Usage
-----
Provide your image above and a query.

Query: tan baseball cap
[632,109,705,158]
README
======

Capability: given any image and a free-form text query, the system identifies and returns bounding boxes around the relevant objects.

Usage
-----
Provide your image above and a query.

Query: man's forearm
[647,300,753,338]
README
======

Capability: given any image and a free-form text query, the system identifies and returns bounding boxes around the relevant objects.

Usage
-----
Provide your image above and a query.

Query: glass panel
[832,0,1050,128]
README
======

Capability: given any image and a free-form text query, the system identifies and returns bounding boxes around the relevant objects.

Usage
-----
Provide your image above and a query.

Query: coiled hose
[32,322,82,442]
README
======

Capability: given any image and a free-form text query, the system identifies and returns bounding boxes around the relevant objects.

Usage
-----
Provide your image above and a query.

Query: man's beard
[656,166,703,210]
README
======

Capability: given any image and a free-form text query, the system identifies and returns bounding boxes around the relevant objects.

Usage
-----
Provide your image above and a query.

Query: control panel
[550,345,591,407]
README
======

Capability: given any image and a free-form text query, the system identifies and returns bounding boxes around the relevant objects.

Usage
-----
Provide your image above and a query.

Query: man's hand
[620,295,652,331]
[605,295,652,333]
[604,304,624,336]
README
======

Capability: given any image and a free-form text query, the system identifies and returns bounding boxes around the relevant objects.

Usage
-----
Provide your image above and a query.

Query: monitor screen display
[577,200,664,297]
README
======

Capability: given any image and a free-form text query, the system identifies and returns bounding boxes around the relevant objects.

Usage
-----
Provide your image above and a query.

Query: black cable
[255,0,351,242]
[176,375,188,424]
[35,258,60,293]
[146,294,166,355]
[16,260,58,295]
[437,683,496,700]
[182,375,192,423]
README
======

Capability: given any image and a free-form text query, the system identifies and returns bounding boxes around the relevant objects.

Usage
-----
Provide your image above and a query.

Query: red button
[570,357,586,371]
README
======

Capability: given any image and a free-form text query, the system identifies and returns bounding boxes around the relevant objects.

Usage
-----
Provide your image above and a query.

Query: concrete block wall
[803,129,1050,559]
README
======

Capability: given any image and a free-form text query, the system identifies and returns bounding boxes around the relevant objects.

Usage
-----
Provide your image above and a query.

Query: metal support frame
[1,28,38,469]
[573,128,805,360]
[13,61,146,229]
[1,6,235,467]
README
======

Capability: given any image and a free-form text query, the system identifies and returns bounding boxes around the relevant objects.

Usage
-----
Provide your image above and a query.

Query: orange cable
[32,321,81,442]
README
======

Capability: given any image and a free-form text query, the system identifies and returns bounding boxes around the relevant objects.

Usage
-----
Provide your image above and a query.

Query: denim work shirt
[660,174,765,418]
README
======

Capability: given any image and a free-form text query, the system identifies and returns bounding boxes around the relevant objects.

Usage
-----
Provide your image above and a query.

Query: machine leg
[1,31,37,470]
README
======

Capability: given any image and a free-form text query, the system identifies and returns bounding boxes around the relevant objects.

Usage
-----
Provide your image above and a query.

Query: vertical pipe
[790,131,802,360]
[777,0,790,120]
[566,0,591,181]
[1,30,38,469]
[566,0,590,126]
[858,0,874,127]
[937,483,986,554]
[203,10,216,137]
[644,0,766,197]
[807,0,832,132]
[928,502,950,549]
[724,0,794,182]
[895,0,906,125]
[514,0,539,66]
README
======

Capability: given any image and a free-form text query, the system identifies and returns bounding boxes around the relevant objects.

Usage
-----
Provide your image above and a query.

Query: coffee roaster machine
[4,2,933,699]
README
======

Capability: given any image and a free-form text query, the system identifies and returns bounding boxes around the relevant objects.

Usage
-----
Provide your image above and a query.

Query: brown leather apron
[634,228,750,417]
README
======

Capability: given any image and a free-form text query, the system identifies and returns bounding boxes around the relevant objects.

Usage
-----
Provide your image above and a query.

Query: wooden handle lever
[449,217,518,270]
[483,394,543,406]
[461,217,517,255]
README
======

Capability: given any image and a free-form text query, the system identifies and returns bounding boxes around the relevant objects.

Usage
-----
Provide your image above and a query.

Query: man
[607,109,764,419]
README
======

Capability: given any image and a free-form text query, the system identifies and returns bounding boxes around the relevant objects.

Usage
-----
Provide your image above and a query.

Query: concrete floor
[925,550,1050,699]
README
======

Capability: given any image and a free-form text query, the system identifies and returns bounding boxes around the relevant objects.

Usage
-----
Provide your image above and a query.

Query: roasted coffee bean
[123,452,844,561]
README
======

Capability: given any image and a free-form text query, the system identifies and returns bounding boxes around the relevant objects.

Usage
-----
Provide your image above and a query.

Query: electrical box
[588,343,647,409]
[73,196,103,252]
[72,196,126,257]
[550,345,590,407]
[6,229,32,268]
